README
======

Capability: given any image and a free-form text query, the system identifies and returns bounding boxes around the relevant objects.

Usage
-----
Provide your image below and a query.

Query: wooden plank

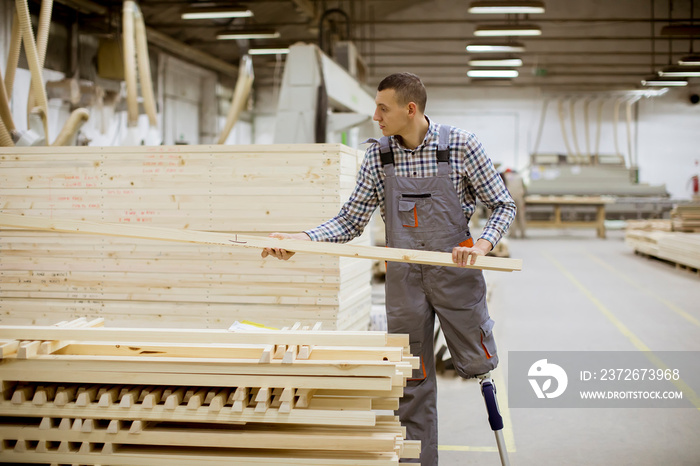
[55,342,406,363]
[7,354,403,379]
[0,213,523,272]
[0,367,394,391]
[0,400,377,426]
[0,424,400,452]
[0,325,397,347]
[0,450,399,466]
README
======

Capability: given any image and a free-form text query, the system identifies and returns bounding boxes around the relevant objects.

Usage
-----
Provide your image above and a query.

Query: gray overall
[381,125,498,465]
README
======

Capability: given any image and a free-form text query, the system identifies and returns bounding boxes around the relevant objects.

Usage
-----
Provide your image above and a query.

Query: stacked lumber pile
[625,229,700,271]
[0,144,372,330]
[0,318,420,465]
[624,219,672,232]
[670,204,700,232]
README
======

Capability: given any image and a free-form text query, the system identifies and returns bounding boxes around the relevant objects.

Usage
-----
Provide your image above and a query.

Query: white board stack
[670,204,700,232]
[0,144,372,330]
[625,229,700,272]
[0,319,420,465]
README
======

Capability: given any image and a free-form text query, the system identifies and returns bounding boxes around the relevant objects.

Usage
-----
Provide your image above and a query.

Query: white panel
[164,97,199,145]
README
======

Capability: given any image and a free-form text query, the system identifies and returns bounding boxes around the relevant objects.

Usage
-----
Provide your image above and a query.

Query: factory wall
[426,86,700,201]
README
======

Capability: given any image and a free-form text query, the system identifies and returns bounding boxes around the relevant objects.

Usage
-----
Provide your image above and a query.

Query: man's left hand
[451,239,492,267]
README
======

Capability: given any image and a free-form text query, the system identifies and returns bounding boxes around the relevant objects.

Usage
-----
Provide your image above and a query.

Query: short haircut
[377,73,427,113]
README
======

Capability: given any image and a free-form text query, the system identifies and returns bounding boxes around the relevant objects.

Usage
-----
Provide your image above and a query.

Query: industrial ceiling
[41,0,700,91]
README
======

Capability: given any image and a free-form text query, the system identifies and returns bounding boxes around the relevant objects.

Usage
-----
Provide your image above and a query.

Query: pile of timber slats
[670,204,700,232]
[624,219,672,232]
[0,318,420,464]
[625,229,700,272]
[0,144,372,330]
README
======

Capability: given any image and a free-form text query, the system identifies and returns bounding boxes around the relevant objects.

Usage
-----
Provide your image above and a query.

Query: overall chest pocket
[399,193,432,228]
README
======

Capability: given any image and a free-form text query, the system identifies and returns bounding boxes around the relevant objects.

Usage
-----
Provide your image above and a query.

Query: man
[262,72,515,465]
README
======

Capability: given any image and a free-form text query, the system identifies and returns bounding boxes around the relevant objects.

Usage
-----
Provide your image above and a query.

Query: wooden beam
[0,401,377,427]
[0,325,399,347]
[0,367,394,391]
[0,450,400,466]
[55,342,407,363]
[0,213,522,272]
[5,354,402,378]
[0,424,401,452]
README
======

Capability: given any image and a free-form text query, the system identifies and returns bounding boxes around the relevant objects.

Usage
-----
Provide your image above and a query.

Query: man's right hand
[261,232,311,260]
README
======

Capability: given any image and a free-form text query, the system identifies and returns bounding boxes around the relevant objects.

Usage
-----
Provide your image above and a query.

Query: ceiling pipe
[217,55,254,144]
[15,0,50,141]
[556,98,574,160]
[4,11,21,100]
[52,108,90,146]
[0,64,16,137]
[0,113,14,146]
[134,2,158,128]
[26,0,53,123]
[122,0,138,127]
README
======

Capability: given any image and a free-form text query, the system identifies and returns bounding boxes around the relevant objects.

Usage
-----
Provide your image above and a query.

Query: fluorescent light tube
[468,69,519,78]
[468,1,545,14]
[468,58,523,67]
[181,8,253,20]
[474,24,542,36]
[657,66,700,77]
[248,48,290,55]
[217,31,281,40]
[466,43,525,53]
[641,77,688,87]
[678,55,700,66]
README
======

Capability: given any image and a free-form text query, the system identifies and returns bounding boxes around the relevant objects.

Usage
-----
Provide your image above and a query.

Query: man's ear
[406,101,417,118]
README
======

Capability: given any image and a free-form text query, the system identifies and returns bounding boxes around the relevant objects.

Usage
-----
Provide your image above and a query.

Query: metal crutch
[477,372,510,466]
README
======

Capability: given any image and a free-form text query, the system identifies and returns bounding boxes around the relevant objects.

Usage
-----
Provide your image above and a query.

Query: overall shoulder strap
[379,136,394,166]
[436,125,451,163]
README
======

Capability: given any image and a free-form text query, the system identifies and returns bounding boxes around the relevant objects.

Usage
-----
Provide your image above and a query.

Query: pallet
[0,319,420,464]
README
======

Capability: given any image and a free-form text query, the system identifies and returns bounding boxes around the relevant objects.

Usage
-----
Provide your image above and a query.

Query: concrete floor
[377,227,700,465]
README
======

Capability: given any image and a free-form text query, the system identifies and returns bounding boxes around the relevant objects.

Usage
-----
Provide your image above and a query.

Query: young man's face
[373,89,410,137]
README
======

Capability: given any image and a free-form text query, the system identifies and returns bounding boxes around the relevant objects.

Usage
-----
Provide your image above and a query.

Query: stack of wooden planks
[0,318,420,465]
[0,144,372,330]
[624,219,672,232]
[670,204,700,232]
[625,229,700,272]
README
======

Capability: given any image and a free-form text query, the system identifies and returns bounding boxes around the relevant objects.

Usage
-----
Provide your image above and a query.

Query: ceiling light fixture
[474,24,542,36]
[468,58,523,67]
[181,7,253,20]
[466,42,525,53]
[217,30,281,40]
[468,1,545,14]
[678,54,700,66]
[468,69,519,78]
[657,66,700,77]
[248,48,290,55]
[640,77,688,87]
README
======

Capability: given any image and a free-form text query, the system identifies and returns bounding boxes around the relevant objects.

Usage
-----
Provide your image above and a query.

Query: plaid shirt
[305,118,516,247]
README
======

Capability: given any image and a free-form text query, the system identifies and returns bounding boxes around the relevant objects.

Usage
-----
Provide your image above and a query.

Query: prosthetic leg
[477,372,510,466]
